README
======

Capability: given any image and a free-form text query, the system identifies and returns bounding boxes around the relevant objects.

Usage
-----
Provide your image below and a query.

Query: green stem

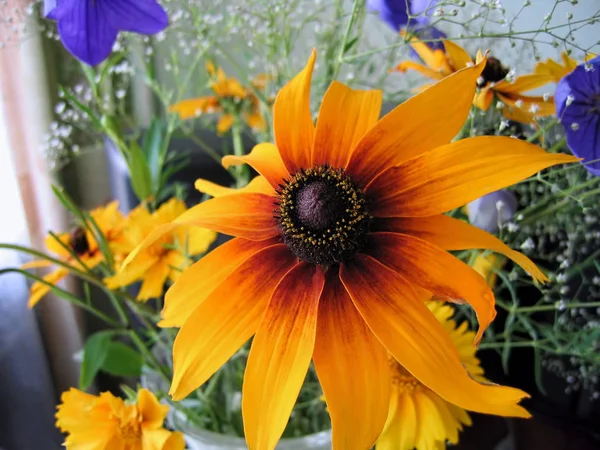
[516,301,600,314]
[330,0,361,83]
[231,119,249,188]
[0,268,122,327]
[129,329,171,385]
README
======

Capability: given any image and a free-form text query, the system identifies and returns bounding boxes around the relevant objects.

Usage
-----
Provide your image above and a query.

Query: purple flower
[44,0,168,66]
[367,0,445,52]
[468,190,518,234]
[367,0,438,30]
[555,56,600,176]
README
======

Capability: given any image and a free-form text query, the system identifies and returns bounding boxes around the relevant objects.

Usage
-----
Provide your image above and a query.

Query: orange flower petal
[443,40,473,70]
[273,50,316,174]
[313,268,390,449]
[368,136,579,217]
[137,261,171,301]
[194,176,274,197]
[242,262,325,450]
[346,58,486,187]
[340,254,530,417]
[138,388,169,429]
[313,81,382,168]
[222,143,290,189]
[29,267,70,308]
[378,215,549,284]
[170,244,297,401]
[161,237,278,328]
[169,96,220,119]
[365,232,495,344]
[217,114,234,134]
[377,392,417,450]
[393,60,445,80]
[498,93,556,117]
[474,87,494,111]
[494,73,554,95]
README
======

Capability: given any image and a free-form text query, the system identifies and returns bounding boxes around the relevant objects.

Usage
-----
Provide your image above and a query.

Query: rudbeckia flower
[377,301,484,450]
[44,0,168,66]
[555,56,600,176]
[23,201,125,308]
[105,198,216,301]
[535,52,596,83]
[56,387,184,450]
[395,39,556,123]
[170,62,268,134]
[124,51,576,450]
[467,189,518,234]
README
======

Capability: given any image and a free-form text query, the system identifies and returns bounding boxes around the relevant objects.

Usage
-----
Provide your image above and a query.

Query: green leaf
[343,36,359,53]
[128,141,154,202]
[142,120,165,193]
[99,53,126,86]
[80,331,114,390]
[101,342,143,378]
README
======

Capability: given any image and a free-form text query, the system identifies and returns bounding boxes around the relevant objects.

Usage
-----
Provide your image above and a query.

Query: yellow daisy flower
[534,51,597,82]
[394,39,556,123]
[55,387,184,450]
[123,51,576,450]
[169,61,267,134]
[23,201,125,308]
[377,301,484,450]
[105,198,216,301]
[472,252,507,288]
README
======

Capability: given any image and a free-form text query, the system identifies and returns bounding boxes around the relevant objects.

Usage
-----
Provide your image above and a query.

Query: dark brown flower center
[478,57,509,86]
[69,227,90,256]
[276,165,371,266]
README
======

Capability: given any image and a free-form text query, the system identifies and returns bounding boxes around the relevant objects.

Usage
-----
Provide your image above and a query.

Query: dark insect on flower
[69,227,90,256]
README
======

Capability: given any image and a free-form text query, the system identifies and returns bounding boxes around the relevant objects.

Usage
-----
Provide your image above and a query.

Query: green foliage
[80,331,114,390]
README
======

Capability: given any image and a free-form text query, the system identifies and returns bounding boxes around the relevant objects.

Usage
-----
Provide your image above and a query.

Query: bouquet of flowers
[3,0,600,449]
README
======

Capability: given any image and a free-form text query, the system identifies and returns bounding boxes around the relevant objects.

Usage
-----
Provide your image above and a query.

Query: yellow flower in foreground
[23,201,125,308]
[377,302,484,450]
[124,51,577,450]
[534,51,596,82]
[473,252,507,288]
[170,61,267,134]
[105,198,216,301]
[395,39,556,123]
[56,387,184,450]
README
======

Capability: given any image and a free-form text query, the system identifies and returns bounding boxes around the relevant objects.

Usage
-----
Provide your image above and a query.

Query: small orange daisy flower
[125,51,576,450]
[395,39,556,123]
[170,61,267,134]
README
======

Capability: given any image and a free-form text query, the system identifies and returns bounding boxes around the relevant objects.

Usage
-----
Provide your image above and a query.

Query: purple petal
[367,0,410,31]
[56,0,118,66]
[555,57,600,176]
[565,115,600,176]
[468,190,518,234]
[43,0,58,19]
[103,0,168,35]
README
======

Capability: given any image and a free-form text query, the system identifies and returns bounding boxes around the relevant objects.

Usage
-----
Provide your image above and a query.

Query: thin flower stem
[516,301,600,314]
[231,118,249,188]
[129,329,172,385]
[330,0,361,83]
[0,268,122,328]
